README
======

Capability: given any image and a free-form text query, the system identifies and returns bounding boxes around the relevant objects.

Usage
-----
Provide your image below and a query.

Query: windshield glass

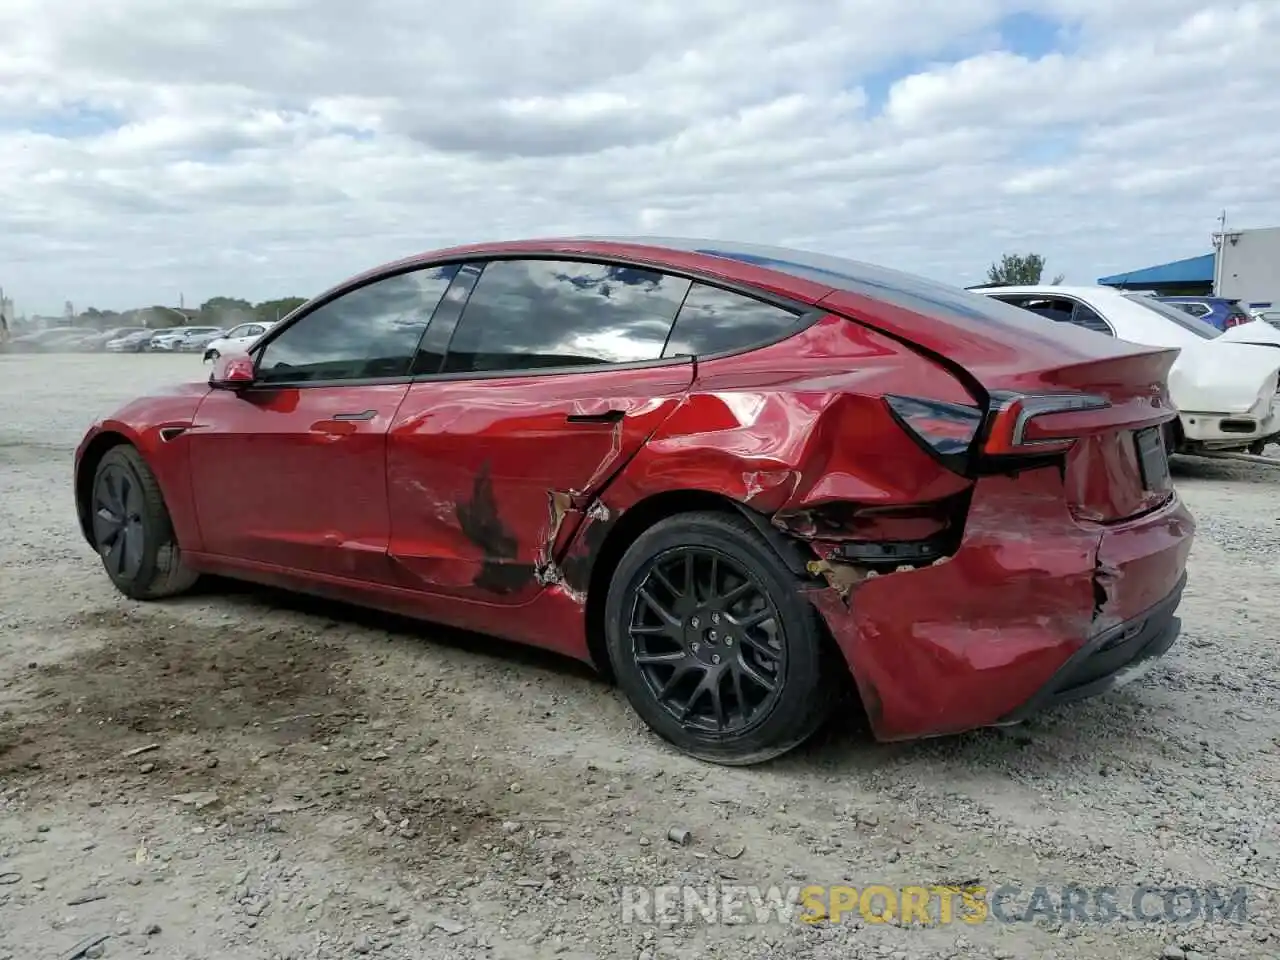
[1125,294,1221,339]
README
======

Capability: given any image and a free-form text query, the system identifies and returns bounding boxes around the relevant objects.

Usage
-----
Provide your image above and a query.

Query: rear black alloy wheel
[605,511,835,765]
[629,546,785,736]
[89,445,200,600]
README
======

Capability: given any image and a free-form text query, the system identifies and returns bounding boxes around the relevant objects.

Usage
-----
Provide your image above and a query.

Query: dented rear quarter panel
[614,315,977,514]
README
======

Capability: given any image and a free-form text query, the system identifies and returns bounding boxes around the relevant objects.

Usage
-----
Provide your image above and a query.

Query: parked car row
[5,325,232,353]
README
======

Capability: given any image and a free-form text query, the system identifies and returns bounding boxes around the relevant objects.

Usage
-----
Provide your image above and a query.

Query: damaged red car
[74,239,1194,764]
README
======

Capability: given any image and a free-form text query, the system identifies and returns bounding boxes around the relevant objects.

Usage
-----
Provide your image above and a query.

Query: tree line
[76,296,309,330]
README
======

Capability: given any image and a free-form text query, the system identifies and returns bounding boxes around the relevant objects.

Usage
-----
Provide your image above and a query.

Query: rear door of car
[385,257,698,604]
[188,264,460,582]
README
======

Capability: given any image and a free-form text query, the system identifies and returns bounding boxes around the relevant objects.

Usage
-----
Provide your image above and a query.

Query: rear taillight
[887,391,1115,473]
[884,395,983,470]
[981,392,1111,456]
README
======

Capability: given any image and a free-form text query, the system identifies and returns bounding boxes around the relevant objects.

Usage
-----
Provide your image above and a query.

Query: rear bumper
[998,573,1183,723]
[808,465,1194,741]
[1179,405,1280,447]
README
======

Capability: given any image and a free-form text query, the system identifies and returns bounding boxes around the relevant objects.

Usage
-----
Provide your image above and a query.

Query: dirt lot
[0,352,1277,960]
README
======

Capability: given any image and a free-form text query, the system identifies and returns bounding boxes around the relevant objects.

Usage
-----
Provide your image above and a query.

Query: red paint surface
[73,239,1196,741]
[187,384,412,583]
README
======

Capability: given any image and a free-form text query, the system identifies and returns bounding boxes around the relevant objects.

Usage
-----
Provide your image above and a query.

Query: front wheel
[90,445,200,600]
[604,511,835,765]
[204,348,219,362]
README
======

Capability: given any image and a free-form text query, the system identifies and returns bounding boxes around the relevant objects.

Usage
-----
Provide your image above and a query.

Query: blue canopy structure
[1097,253,1214,294]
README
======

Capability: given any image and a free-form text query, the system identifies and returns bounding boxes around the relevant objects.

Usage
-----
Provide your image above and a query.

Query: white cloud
[0,0,1278,313]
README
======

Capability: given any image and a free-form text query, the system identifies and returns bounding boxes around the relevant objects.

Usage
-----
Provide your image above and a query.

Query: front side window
[663,282,800,357]
[257,264,460,383]
[442,259,689,374]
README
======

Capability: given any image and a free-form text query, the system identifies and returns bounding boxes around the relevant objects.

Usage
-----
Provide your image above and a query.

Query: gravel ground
[0,352,1277,960]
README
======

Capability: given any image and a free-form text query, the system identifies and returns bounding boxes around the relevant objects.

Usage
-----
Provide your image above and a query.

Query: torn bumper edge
[997,572,1185,724]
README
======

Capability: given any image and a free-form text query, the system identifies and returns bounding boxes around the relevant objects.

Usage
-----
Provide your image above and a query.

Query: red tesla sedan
[74,238,1194,764]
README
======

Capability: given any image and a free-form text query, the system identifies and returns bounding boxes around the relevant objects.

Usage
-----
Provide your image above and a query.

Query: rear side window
[257,264,459,383]
[1070,303,1113,335]
[990,295,1113,336]
[662,283,800,357]
[1125,294,1220,339]
[442,259,689,374]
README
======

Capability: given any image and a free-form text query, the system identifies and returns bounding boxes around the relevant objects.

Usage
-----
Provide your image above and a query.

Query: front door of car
[187,264,460,582]
[386,257,699,604]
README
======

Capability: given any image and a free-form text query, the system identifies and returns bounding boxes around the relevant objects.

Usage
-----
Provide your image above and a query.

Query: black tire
[205,349,220,362]
[89,445,200,600]
[604,511,836,765]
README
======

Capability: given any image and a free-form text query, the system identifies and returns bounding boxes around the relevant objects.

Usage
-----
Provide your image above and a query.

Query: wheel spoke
[123,522,145,576]
[637,587,681,630]
[106,532,126,575]
[706,672,728,730]
[122,474,142,519]
[651,564,682,599]
[737,630,782,665]
[731,666,749,724]
[683,551,696,601]
[631,623,681,640]
[101,472,123,515]
[728,607,774,630]
[718,579,754,610]
[635,650,688,666]
[656,663,695,700]
[734,653,777,693]
[676,670,712,722]
[93,507,122,545]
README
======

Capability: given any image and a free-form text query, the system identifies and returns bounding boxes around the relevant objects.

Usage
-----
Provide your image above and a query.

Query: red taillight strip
[981,392,1111,456]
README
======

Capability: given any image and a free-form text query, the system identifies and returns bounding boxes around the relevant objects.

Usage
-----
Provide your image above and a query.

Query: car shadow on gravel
[780,676,1177,778]
[188,576,603,683]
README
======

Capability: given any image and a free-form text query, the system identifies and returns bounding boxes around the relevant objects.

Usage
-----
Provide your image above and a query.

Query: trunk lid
[818,289,1180,523]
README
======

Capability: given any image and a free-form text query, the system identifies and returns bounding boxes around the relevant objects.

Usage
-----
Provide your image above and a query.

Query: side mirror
[209,352,256,391]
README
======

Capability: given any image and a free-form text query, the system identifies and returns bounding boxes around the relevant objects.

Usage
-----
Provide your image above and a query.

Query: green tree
[199,296,255,327]
[985,253,1065,286]
[199,296,253,314]
[255,297,308,323]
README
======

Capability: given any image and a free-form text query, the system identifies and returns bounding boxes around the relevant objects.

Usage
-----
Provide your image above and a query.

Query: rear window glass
[1125,294,1220,339]
[625,237,1090,346]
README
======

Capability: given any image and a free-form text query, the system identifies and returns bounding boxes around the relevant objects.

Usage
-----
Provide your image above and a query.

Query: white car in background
[975,285,1280,455]
[202,321,278,361]
[148,326,226,352]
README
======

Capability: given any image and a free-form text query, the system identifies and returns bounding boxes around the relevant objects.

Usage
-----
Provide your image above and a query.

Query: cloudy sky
[1,0,1277,316]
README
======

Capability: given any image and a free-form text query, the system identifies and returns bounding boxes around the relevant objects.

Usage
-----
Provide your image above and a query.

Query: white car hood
[1170,339,1280,413]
